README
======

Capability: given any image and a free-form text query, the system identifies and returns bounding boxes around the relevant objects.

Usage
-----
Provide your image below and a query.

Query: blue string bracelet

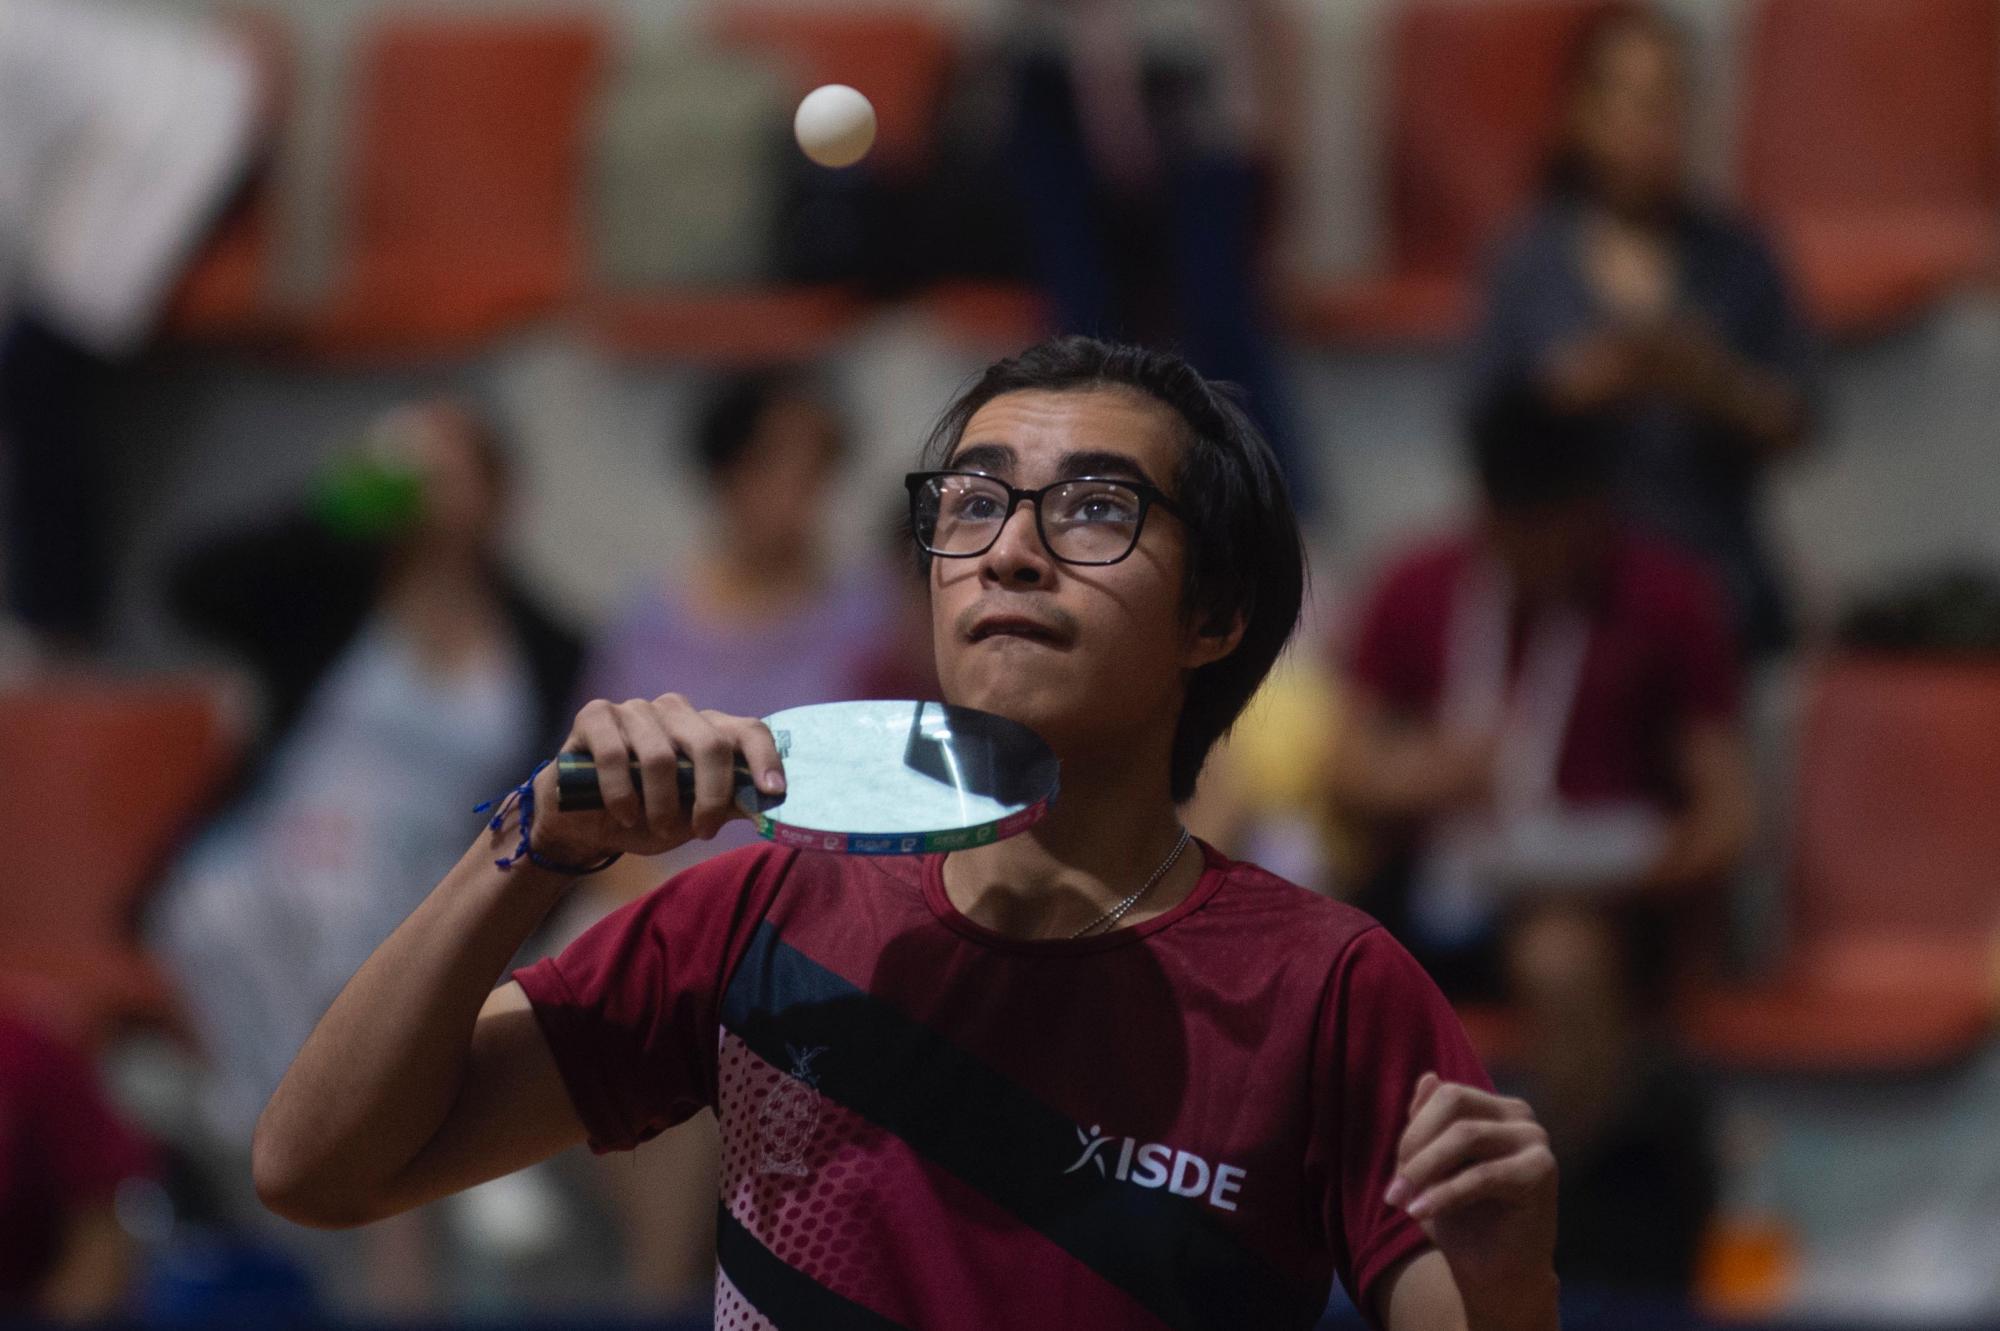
[475,758,624,877]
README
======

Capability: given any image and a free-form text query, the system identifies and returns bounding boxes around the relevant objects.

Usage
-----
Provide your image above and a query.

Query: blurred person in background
[1329,386,1755,1293]
[564,369,890,1308]
[0,1006,153,1321]
[1472,3,1814,659]
[148,400,582,1308]
[0,0,264,657]
[998,0,1314,512]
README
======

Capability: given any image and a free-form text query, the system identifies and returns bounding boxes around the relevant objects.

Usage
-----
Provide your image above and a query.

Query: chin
[940,661,1079,743]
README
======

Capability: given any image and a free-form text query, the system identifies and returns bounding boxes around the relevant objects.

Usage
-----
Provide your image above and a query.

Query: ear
[1182,608,1247,671]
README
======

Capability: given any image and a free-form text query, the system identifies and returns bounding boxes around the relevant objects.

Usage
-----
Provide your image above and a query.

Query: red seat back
[0,682,233,948]
[1792,659,2000,943]
[341,14,608,327]
[1742,0,2000,220]
[1385,0,1611,276]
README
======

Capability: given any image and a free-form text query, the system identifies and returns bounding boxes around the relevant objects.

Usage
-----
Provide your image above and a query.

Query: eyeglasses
[905,470,1186,567]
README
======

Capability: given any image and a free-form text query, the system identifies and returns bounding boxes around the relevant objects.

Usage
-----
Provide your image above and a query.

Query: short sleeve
[512,844,794,1152]
[1344,551,1450,717]
[1313,927,1491,1324]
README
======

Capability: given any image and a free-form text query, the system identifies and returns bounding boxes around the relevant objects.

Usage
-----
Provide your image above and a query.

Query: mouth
[967,615,1070,648]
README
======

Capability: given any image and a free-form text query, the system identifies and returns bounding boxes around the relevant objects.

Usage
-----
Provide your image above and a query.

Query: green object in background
[312,455,425,541]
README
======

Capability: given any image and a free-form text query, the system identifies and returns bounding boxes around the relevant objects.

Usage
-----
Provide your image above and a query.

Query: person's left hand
[1386,1074,1559,1316]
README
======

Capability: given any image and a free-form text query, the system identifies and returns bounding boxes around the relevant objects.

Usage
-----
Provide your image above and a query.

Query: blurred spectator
[578,369,895,884]
[997,0,1314,510]
[0,1007,153,1320]
[0,0,264,651]
[1472,4,1814,658]
[1329,386,1755,1293]
[563,369,892,1308]
[149,400,582,1156]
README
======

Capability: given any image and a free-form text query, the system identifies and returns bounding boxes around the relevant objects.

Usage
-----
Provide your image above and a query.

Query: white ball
[793,84,876,169]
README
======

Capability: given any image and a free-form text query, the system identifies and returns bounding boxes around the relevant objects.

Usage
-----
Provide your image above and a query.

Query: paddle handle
[554,751,755,813]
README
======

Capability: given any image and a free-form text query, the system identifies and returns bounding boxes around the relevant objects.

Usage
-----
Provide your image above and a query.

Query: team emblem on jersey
[758,1043,827,1178]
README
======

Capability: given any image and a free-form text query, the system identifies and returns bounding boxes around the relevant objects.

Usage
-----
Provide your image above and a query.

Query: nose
[976,496,1052,587]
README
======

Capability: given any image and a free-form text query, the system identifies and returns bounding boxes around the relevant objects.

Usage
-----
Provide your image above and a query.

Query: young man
[254,339,1560,1330]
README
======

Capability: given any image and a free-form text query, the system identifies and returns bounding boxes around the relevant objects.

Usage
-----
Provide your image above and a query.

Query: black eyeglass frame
[904,469,1189,567]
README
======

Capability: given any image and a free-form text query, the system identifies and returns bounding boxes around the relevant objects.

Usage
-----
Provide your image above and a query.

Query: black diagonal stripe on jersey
[721,922,1325,1331]
[716,1205,913,1331]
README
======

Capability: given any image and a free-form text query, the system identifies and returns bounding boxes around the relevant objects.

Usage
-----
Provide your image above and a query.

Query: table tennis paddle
[553,699,1060,854]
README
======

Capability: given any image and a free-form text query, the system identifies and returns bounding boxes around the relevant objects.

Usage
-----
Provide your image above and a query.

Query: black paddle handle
[554,752,755,812]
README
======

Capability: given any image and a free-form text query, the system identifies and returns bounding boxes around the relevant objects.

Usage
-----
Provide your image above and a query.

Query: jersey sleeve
[1312,926,1492,1324]
[512,843,795,1152]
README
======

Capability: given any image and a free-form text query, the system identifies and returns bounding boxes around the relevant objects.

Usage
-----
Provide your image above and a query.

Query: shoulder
[1197,848,1390,959]
[1360,534,1474,615]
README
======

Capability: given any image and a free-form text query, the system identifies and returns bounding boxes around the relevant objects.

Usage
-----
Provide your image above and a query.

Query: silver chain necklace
[1067,826,1193,939]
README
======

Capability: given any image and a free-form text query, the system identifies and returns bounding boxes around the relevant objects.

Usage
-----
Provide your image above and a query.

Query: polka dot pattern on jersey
[715,1030,899,1316]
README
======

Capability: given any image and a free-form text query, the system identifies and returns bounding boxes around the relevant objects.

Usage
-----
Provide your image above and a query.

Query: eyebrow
[945,442,1160,488]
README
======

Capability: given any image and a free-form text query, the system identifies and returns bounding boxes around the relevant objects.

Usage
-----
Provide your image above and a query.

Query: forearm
[252,823,571,1225]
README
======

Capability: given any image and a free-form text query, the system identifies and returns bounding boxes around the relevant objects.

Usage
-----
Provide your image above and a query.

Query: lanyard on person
[1412,559,1590,947]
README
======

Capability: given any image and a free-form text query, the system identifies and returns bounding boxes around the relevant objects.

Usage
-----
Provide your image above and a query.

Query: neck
[696,543,820,618]
[941,737,1198,941]
[381,544,502,668]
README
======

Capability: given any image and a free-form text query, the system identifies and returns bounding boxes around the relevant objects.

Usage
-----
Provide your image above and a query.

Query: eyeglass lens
[915,475,1146,564]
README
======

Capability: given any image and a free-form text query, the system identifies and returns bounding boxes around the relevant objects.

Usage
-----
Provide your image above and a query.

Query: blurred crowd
[2,0,1997,1326]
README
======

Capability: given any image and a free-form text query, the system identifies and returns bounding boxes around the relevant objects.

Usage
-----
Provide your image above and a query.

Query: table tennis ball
[794,84,876,168]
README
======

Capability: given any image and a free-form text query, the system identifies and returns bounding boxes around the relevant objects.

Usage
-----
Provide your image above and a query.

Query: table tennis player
[254,336,1561,1331]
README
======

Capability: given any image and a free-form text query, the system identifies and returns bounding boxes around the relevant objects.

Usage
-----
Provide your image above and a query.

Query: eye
[940,484,1004,521]
[1056,484,1140,525]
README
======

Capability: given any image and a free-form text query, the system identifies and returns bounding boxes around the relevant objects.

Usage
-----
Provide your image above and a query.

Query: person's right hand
[526,695,786,865]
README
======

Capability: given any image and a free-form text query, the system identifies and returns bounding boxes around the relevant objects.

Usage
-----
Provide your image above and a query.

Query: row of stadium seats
[5,656,1997,1073]
[164,0,2000,362]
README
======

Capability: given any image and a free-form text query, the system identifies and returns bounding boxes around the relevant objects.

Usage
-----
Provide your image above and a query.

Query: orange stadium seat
[0,681,235,1046]
[1740,0,2000,337]
[1290,0,1610,345]
[305,14,608,357]
[1681,659,2000,1072]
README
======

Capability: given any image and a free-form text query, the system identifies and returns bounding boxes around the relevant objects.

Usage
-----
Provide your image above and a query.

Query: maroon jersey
[515,841,1488,1329]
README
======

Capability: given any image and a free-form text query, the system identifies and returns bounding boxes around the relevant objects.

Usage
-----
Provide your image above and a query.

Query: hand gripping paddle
[553,700,1060,854]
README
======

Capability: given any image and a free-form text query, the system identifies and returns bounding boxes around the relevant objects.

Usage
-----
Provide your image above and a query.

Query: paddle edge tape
[752,788,1057,855]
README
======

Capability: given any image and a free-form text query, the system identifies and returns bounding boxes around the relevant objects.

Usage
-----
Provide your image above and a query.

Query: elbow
[250,1120,382,1231]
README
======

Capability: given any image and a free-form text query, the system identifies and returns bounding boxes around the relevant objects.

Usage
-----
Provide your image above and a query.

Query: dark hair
[693,370,841,482]
[1543,3,1690,200]
[1468,382,1615,510]
[916,335,1306,803]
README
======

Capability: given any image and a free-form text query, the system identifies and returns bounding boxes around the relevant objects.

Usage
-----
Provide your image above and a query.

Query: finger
[573,700,641,828]
[1392,1119,1546,1205]
[1397,1082,1532,1169]
[1406,1144,1557,1222]
[660,696,736,838]
[722,716,786,796]
[618,701,690,841]
[1407,1071,1441,1121]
